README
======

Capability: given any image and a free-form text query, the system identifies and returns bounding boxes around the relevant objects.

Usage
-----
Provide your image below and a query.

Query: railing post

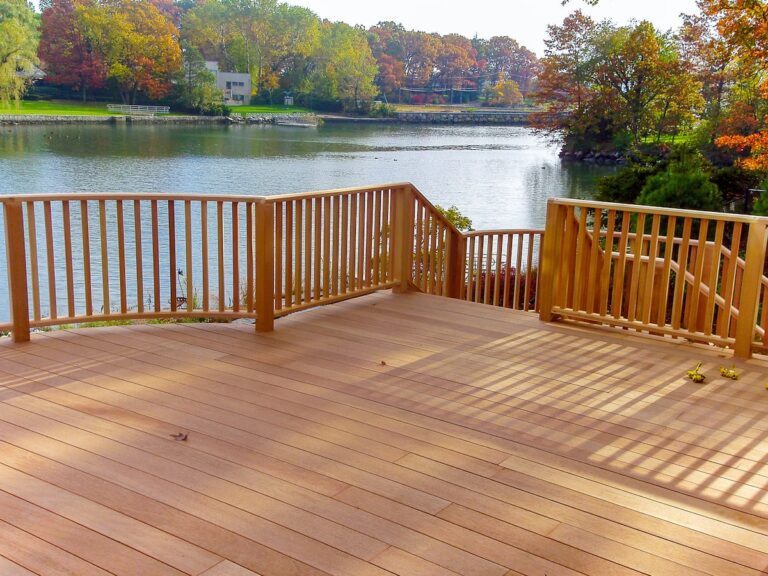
[538,199,565,322]
[255,200,275,332]
[446,231,465,299]
[3,198,30,343]
[734,221,768,358]
[391,186,414,293]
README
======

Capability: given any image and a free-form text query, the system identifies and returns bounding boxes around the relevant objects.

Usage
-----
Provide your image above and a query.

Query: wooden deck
[0,290,767,576]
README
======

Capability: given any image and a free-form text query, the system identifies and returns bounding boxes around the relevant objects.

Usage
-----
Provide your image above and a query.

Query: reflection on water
[0,123,615,323]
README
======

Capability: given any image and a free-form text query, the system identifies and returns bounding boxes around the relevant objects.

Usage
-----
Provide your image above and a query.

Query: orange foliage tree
[703,0,768,169]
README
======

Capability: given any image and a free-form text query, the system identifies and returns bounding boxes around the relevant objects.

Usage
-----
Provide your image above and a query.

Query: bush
[752,179,768,216]
[596,164,658,204]
[636,163,722,212]
[368,102,396,118]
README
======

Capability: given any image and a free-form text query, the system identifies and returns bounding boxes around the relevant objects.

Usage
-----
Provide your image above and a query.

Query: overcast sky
[290,0,700,55]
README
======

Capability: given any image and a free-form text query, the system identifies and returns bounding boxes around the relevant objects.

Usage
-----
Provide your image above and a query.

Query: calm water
[0,123,613,322]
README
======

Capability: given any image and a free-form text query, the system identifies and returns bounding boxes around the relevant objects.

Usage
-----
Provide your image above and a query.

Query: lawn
[0,100,125,116]
[232,104,312,115]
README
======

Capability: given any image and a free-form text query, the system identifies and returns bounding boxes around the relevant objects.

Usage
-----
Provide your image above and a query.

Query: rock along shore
[0,112,321,125]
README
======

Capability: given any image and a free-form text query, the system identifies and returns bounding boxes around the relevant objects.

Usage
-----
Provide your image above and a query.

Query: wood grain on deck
[0,291,767,575]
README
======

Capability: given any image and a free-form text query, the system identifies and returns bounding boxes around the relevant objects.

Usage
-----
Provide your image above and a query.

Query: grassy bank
[0,100,125,115]
[232,104,312,115]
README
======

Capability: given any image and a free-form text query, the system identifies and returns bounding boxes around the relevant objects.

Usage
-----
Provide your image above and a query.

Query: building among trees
[204,62,250,106]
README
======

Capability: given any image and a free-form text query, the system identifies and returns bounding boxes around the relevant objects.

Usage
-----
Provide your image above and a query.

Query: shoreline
[1,110,533,126]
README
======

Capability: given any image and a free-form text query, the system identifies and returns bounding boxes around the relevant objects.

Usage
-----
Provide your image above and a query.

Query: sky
[289,0,700,55]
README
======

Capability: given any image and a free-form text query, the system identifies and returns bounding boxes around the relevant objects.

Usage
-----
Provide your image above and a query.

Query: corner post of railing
[255,199,275,332]
[538,199,565,322]
[446,230,465,299]
[3,198,30,342]
[392,185,415,293]
[734,220,768,358]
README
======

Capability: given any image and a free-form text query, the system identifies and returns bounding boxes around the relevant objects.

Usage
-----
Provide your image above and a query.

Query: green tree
[0,0,39,104]
[637,158,722,211]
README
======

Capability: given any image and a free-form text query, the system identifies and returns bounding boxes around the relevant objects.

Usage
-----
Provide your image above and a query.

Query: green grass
[233,104,312,115]
[641,133,696,145]
[0,100,127,116]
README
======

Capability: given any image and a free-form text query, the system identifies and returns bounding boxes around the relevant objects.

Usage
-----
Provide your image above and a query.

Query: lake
[0,123,614,323]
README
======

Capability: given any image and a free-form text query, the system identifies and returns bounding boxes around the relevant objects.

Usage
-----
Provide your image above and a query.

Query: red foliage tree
[38,0,107,101]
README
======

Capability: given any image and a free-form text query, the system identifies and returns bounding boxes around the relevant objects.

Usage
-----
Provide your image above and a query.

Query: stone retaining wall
[0,114,229,125]
[395,112,531,125]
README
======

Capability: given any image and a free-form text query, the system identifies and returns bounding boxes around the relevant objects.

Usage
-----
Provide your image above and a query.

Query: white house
[204,61,250,106]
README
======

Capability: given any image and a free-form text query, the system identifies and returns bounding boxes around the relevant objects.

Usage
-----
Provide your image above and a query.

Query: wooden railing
[1,184,543,343]
[539,198,768,358]
[6,188,768,358]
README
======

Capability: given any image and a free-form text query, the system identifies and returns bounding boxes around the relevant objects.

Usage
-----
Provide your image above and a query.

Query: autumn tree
[38,0,107,101]
[0,0,39,104]
[79,0,182,103]
[701,0,768,170]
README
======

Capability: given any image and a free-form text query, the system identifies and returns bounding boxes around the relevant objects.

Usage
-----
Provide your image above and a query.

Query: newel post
[255,200,275,332]
[3,198,30,343]
[734,221,768,358]
[538,199,566,322]
[391,185,415,293]
[445,231,465,299]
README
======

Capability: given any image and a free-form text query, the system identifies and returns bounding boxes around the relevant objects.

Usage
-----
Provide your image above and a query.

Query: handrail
[539,198,768,358]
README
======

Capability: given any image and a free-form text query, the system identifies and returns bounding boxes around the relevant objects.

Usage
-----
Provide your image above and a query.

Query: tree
[637,159,722,212]
[38,0,107,101]
[308,22,378,111]
[79,0,182,103]
[701,0,768,170]
[487,76,523,107]
[176,43,224,114]
[0,0,39,104]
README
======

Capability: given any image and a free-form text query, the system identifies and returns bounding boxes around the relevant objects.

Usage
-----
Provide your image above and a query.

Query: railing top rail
[549,197,768,225]
[265,182,413,202]
[0,193,266,204]
[464,228,544,237]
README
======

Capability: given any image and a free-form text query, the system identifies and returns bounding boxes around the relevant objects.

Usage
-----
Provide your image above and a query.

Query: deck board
[1,290,768,575]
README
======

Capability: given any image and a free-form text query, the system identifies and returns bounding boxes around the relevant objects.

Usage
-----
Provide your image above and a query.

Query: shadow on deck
[0,290,766,576]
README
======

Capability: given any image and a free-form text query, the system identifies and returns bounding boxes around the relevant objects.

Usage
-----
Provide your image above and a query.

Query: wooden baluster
[598,210,615,316]
[381,190,390,283]
[357,192,366,290]
[99,200,109,315]
[284,201,294,309]
[523,233,534,311]
[332,195,340,295]
[611,212,630,319]
[436,222,445,296]
[26,202,40,321]
[365,190,375,287]
[81,201,92,317]
[466,235,475,302]
[185,200,194,312]
[492,234,502,306]
[640,214,660,324]
[217,201,224,312]
[274,201,282,311]
[304,198,313,302]
[372,191,381,286]
[655,216,676,327]
[151,200,160,312]
[626,212,646,323]
[703,221,724,336]
[572,207,588,312]
[717,222,741,338]
[421,208,431,293]
[62,201,75,318]
[168,201,177,312]
[323,196,331,297]
[43,201,57,320]
[483,234,493,305]
[3,198,30,342]
[514,234,523,310]
[671,218,692,330]
[348,194,357,291]
[255,200,275,332]
[735,222,768,358]
[340,195,349,294]
[686,220,709,332]
[232,202,240,312]
[201,201,209,312]
[429,214,439,294]
[294,199,303,305]
[247,201,255,313]
[313,197,321,299]
[562,206,578,309]
[134,200,144,314]
[586,208,602,315]
[116,200,127,314]
[414,201,423,290]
